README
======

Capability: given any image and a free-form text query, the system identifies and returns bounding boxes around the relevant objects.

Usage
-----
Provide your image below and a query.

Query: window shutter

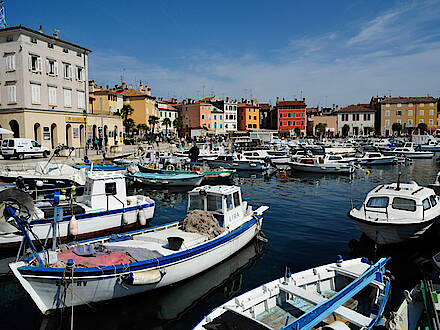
[36,85,40,104]
[28,55,32,71]
[11,85,16,102]
[54,61,58,76]
[37,57,43,72]
[69,65,73,80]
[5,55,9,70]
[46,59,49,74]
[11,54,15,70]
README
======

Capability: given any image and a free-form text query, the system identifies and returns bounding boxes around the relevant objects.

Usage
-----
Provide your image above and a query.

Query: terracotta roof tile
[337,104,375,113]
[381,96,437,104]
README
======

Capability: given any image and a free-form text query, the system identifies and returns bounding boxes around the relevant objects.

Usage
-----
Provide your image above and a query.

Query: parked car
[1,138,50,160]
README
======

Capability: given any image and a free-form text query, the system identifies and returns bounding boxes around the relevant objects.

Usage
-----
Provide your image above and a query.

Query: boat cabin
[361,183,439,221]
[187,185,247,230]
[77,172,128,209]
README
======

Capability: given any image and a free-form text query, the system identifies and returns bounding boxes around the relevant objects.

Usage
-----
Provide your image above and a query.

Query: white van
[1,138,50,160]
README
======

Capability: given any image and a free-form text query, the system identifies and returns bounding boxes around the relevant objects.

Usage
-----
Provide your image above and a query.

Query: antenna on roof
[0,1,7,29]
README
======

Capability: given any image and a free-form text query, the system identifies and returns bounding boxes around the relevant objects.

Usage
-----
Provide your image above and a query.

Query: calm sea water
[1,158,440,329]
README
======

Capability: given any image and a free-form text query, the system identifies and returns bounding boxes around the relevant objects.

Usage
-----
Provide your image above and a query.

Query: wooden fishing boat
[127,171,204,187]
[8,185,268,314]
[194,257,391,330]
[137,164,235,184]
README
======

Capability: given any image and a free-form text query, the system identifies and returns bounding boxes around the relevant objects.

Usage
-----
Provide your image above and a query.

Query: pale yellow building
[380,96,438,135]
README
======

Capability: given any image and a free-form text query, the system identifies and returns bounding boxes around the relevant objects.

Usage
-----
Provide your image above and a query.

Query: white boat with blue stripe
[0,171,155,249]
[194,257,391,330]
[8,184,268,314]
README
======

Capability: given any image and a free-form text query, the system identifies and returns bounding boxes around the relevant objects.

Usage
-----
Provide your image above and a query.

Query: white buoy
[138,208,147,226]
[68,215,78,237]
[122,212,129,225]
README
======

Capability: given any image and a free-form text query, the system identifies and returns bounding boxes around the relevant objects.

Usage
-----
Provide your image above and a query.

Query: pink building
[181,102,224,132]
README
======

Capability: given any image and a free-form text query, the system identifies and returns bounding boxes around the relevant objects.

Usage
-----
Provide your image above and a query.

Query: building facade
[210,107,225,133]
[156,99,178,133]
[180,101,223,133]
[380,96,438,135]
[0,26,109,149]
[313,114,338,136]
[258,103,272,129]
[275,98,307,136]
[209,96,237,132]
[237,102,260,131]
[337,104,375,136]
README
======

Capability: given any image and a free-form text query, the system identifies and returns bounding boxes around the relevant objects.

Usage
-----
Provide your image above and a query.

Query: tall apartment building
[0,26,103,148]
[237,101,260,131]
[275,98,306,136]
[180,101,224,133]
[380,97,438,135]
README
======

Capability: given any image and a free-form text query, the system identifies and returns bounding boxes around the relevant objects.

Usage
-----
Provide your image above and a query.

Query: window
[46,59,58,76]
[63,63,72,79]
[48,86,57,106]
[419,119,424,124]
[430,195,437,207]
[292,121,296,126]
[430,119,434,125]
[6,84,16,103]
[214,122,217,129]
[76,66,84,81]
[364,114,371,120]
[385,110,390,117]
[220,115,222,120]
[77,91,85,109]
[385,120,390,127]
[31,37,37,44]
[386,103,390,107]
[5,53,15,71]
[248,115,251,120]
[248,124,252,128]
[396,110,402,116]
[423,198,431,211]
[301,121,304,126]
[420,110,424,116]
[48,43,54,49]
[253,124,256,128]
[366,197,389,208]
[397,103,402,107]
[31,83,41,104]
[105,182,117,195]
[28,54,42,72]
[408,119,413,126]
[233,192,240,207]
[397,119,402,124]
[201,114,205,120]
[430,109,434,116]
[63,88,72,107]
[214,115,217,120]
[220,124,223,128]
[420,103,424,107]
[226,195,234,210]
[207,195,222,212]
[288,121,291,126]
[63,48,69,53]
[288,113,291,118]
[408,103,413,107]
[280,113,283,118]
[408,110,413,116]
[392,197,416,211]
[254,116,256,120]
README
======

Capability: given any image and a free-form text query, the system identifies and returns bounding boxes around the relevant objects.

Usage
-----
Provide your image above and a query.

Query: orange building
[237,102,260,131]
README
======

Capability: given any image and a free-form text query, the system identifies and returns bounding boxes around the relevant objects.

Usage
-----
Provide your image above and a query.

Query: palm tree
[125,118,135,136]
[148,116,159,134]
[173,117,184,137]
[120,104,134,136]
[392,122,402,136]
[162,117,172,135]
[294,127,301,137]
[137,123,148,138]
[417,122,428,134]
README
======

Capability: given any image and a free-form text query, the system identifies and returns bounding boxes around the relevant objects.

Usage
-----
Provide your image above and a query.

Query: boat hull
[130,175,204,187]
[290,163,353,174]
[349,214,435,244]
[207,160,268,172]
[10,218,259,314]
[0,202,155,250]
[357,158,395,165]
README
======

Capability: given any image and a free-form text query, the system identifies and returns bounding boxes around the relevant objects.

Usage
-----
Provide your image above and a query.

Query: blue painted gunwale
[30,202,155,225]
[18,216,259,277]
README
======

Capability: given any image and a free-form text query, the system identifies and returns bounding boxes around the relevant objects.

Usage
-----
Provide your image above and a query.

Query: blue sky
[7,0,440,106]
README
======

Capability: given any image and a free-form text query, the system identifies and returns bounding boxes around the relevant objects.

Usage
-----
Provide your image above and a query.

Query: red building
[276,97,307,136]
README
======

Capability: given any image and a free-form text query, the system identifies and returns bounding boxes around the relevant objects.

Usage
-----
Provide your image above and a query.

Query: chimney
[302,97,305,102]
[53,29,59,38]
[139,81,143,91]
[38,25,43,33]
[121,82,126,89]
[276,97,279,104]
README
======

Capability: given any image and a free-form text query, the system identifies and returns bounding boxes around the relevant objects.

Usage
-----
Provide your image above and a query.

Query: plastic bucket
[167,237,184,251]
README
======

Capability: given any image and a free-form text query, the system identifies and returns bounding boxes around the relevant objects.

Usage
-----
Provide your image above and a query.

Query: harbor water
[1,158,440,329]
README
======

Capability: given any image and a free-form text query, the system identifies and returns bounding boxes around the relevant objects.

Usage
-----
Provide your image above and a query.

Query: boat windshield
[366,197,389,208]
[189,194,204,211]
[207,194,223,213]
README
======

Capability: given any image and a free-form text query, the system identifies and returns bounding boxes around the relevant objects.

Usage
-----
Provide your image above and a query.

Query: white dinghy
[194,257,391,330]
[0,171,155,250]
[348,181,440,245]
[289,156,355,174]
[8,185,268,314]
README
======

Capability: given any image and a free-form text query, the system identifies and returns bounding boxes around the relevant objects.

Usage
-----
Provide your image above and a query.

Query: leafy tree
[294,127,301,136]
[137,123,148,137]
[342,124,350,137]
[315,123,327,136]
[125,118,135,136]
[417,122,428,134]
[173,118,184,137]
[120,104,134,135]
[162,117,172,135]
[392,122,402,136]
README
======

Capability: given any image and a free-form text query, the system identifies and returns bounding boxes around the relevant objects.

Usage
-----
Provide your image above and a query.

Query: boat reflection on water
[37,239,265,330]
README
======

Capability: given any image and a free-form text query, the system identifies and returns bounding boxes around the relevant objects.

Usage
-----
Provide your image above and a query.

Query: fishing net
[182,210,224,239]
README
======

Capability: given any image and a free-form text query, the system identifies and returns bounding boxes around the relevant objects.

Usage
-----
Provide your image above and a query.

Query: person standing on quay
[189,143,199,169]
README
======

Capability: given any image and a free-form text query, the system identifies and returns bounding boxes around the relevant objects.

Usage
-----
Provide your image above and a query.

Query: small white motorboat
[8,185,268,314]
[348,181,440,245]
[0,171,155,250]
[289,156,355,174]
[208,154,270,172]
[382,143,434,159]
[194,257,391,330]
[241,150,290,164]
[356,152,396,165]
